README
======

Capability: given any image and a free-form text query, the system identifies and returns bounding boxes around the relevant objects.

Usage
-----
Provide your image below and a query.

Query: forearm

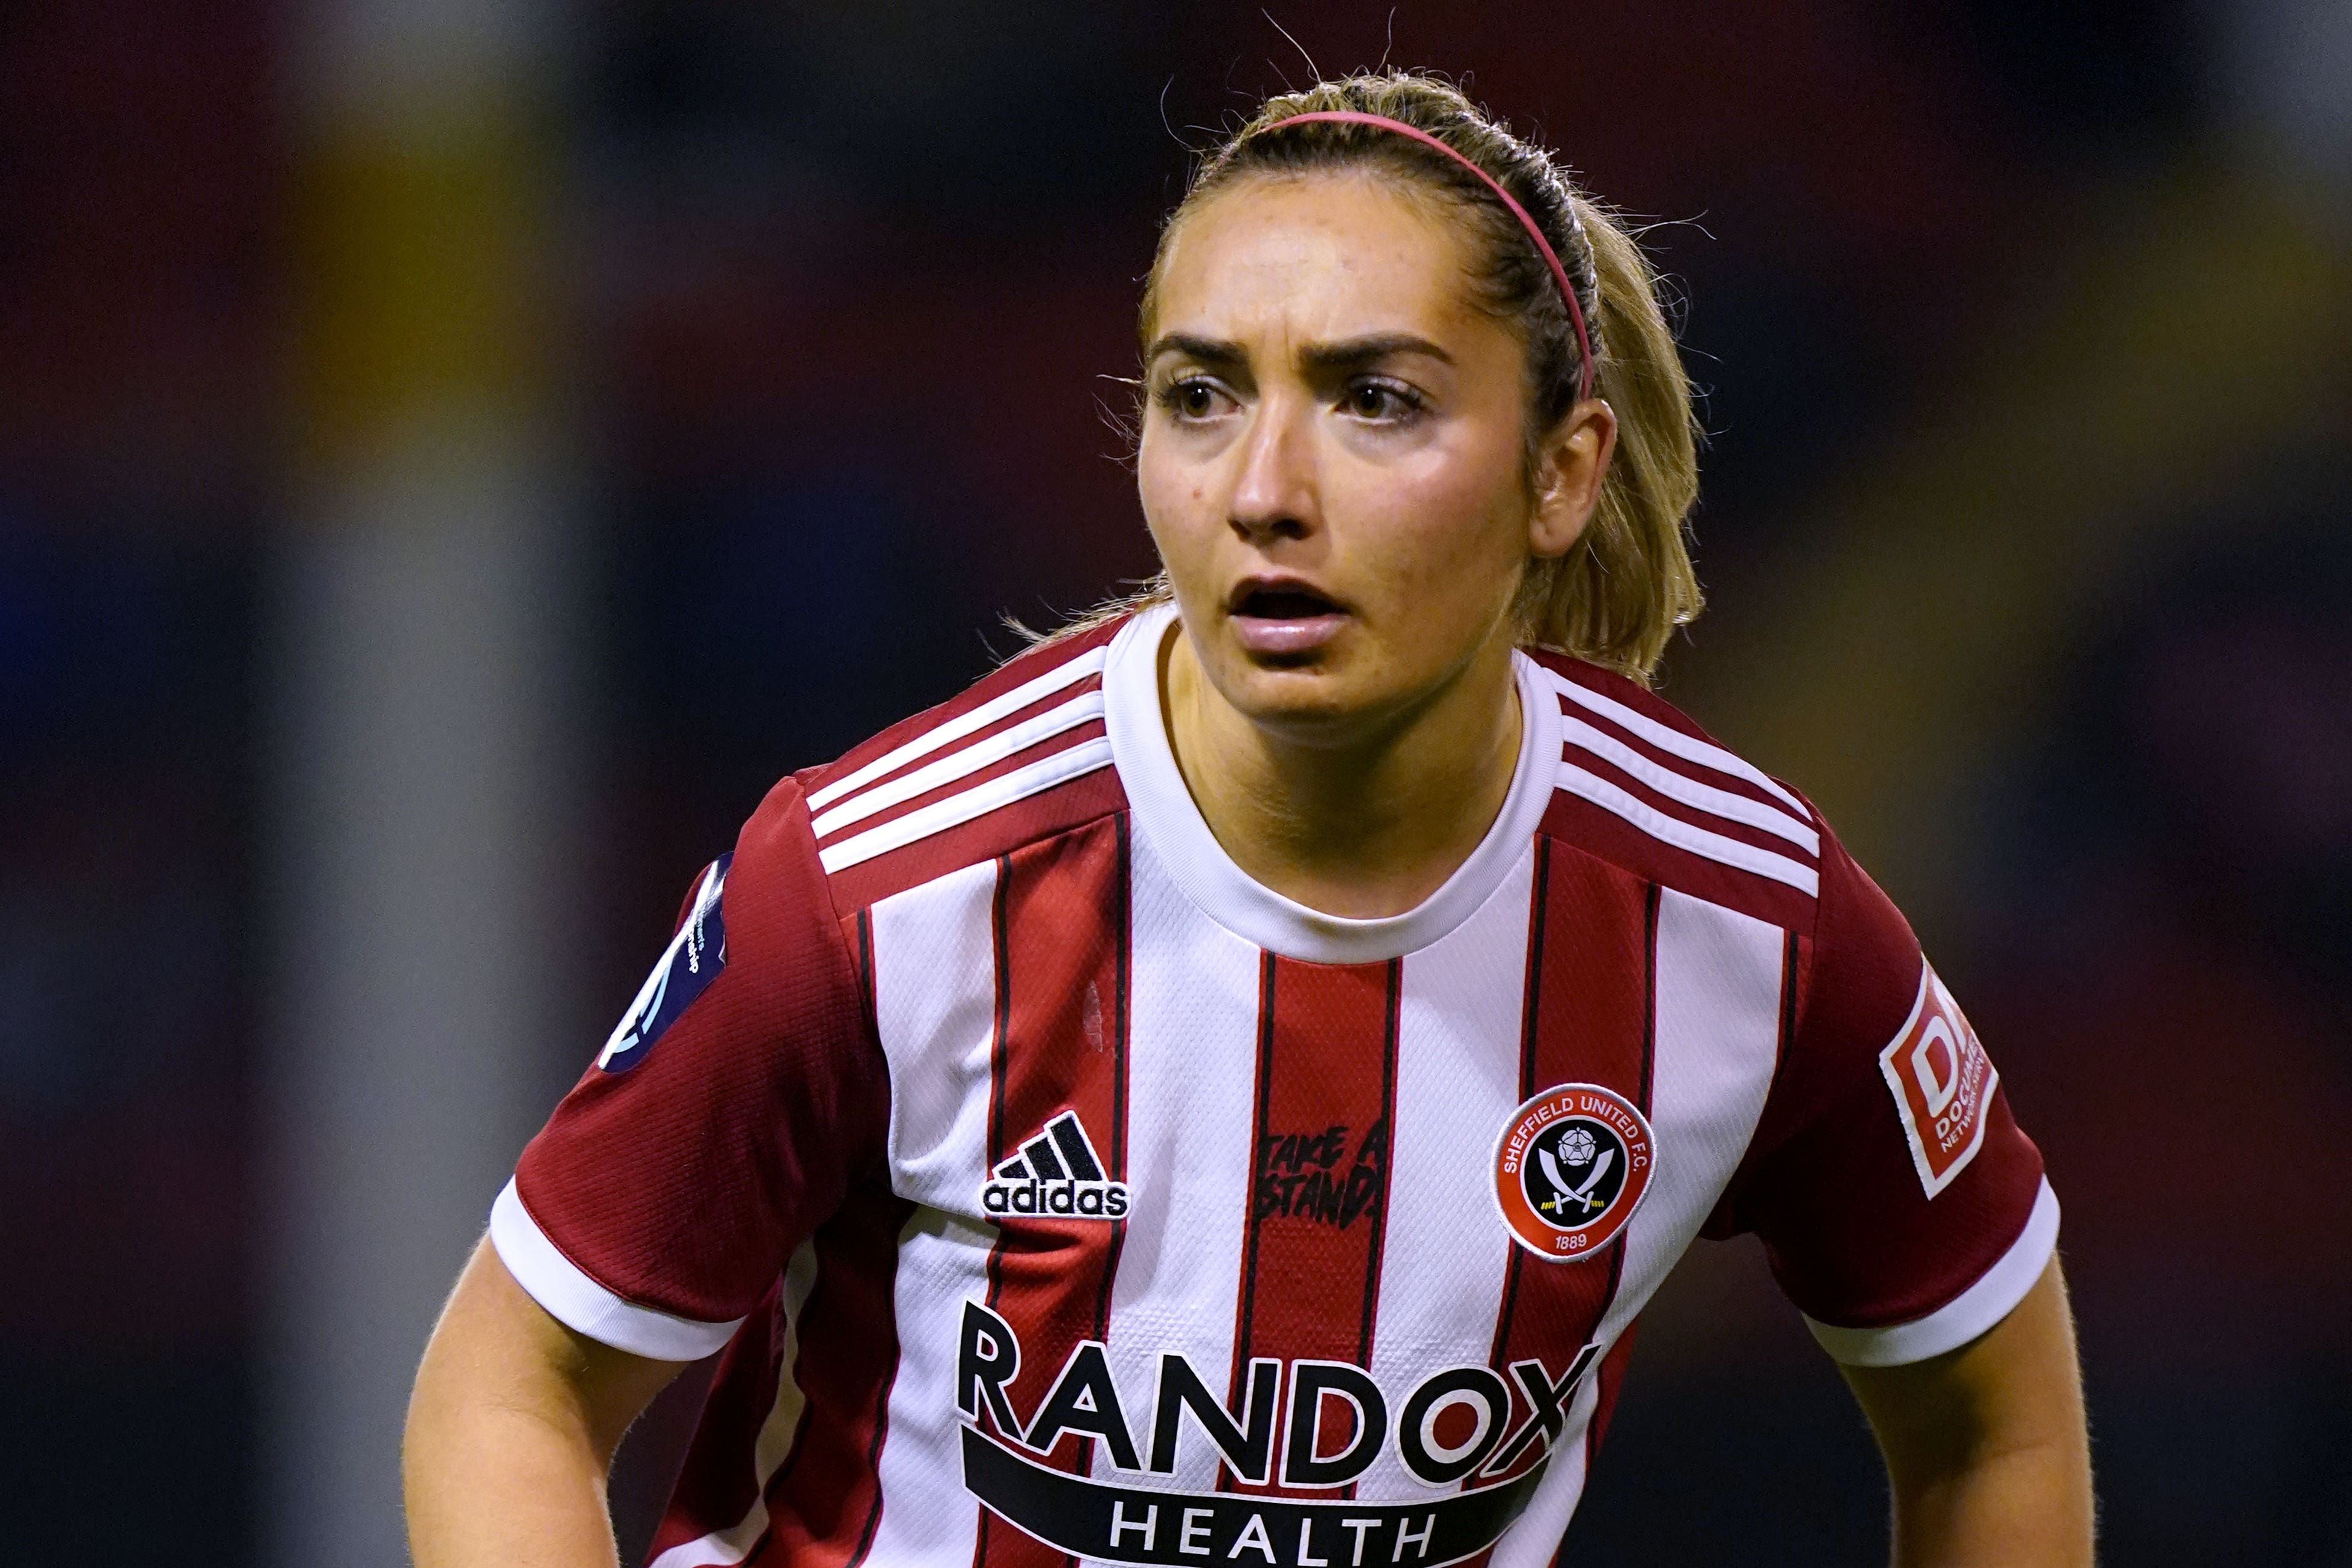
[404,1238,681,1568]
[1888,1429,2093,1568]
[1846,1259,2093,1568]
[404,1377,621,1568]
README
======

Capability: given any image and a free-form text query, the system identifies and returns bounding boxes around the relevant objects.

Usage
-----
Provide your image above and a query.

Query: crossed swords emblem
[1536,1141,1614,1217]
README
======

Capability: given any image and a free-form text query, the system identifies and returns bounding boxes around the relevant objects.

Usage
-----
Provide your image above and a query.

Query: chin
[1208,636,1398,740]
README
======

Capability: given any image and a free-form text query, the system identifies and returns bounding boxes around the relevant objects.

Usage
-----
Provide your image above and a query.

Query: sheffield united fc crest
[1493,1084,1655,1261]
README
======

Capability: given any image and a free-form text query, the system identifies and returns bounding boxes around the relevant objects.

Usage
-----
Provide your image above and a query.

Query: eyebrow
[1144,331,1455,372]
[1300,332,1456,372]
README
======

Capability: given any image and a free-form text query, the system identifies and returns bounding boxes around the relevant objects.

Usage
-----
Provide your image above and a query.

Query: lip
[1225,574,1351,657]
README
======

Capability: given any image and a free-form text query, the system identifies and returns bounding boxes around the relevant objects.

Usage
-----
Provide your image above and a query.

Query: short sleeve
[491,776,888,1360]
[1704,820,2056,1367]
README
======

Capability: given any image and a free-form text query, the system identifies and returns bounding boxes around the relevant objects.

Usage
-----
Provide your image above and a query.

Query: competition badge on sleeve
[1878,961,1998,1197]
[1493,1084,1655,1261]
[595,854,731,1073]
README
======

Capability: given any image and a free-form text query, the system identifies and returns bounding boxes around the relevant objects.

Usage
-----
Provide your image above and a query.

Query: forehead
[1151,171,1484,342]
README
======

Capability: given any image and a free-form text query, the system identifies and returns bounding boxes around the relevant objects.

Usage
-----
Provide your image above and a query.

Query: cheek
[1343,444,1525,589]
[1138,437,1219,570]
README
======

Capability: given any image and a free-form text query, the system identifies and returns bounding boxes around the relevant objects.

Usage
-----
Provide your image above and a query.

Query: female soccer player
[407,72,2092,1567]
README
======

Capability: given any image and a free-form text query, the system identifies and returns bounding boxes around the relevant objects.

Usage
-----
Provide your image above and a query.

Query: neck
[1160,625,1525,920]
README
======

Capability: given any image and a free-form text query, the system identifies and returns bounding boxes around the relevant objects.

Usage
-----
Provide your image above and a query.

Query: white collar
[1102,602,1558,964]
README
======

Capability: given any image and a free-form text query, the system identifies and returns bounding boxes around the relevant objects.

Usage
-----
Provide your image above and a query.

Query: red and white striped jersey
[494,604,2055,1568]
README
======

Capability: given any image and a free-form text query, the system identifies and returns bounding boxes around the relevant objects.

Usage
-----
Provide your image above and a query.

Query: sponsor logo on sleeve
[595,854,730,1073]
[1878,963,1997,1198]
[1492,1084,1655,1262]
[953,1299,1599,1566]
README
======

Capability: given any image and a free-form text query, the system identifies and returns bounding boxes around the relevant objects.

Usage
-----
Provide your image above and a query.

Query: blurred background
[3,1,2347,1562]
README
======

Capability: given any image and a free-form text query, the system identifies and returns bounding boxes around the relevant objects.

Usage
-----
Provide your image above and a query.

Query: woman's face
[1138,170,1590,744]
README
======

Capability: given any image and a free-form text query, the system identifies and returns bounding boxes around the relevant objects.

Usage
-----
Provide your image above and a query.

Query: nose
[1227,390,1318,547]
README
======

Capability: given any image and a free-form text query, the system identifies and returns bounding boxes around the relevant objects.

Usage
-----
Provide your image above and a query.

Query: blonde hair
[1047,70,1702,684]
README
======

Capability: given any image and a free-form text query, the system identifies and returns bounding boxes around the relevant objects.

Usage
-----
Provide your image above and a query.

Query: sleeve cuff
[1803,1178,2060,1367]
[489,1177,744,1361]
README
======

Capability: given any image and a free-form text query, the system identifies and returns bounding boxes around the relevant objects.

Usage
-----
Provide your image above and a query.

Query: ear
[1528,400,1617,559]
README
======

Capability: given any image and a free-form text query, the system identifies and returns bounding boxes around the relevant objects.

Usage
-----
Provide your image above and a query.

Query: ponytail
[1512,198,1702,681]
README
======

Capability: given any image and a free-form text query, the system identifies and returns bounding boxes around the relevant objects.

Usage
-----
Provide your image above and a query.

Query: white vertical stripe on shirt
[1358,849,1537,1499]
[1597,887,1785,1341]
[646,1240,822,1568]
[864,857,1006,1561]
[870,857,1002,1211]
[865,1207,997,1567]
[1089,825,1267,1492]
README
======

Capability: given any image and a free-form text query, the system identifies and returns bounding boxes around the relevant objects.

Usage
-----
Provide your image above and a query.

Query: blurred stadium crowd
[1,2,2346,1563]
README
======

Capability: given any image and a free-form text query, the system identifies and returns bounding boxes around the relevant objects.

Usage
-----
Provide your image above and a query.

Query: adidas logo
[981,1110,1130,1220]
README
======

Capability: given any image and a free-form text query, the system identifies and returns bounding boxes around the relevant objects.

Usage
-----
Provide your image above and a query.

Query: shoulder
[1523,648,1826,934]
[782,620,1129,914]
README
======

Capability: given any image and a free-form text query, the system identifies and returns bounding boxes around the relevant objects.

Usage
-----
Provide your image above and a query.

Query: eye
[1156,376,1232,421]
[1343,378,1424,422]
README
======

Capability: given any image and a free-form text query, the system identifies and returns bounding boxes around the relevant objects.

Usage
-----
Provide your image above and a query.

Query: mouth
[1225,577,1350,657]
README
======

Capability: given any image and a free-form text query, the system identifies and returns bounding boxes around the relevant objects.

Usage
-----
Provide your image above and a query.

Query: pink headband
[1273,110,1595,405]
